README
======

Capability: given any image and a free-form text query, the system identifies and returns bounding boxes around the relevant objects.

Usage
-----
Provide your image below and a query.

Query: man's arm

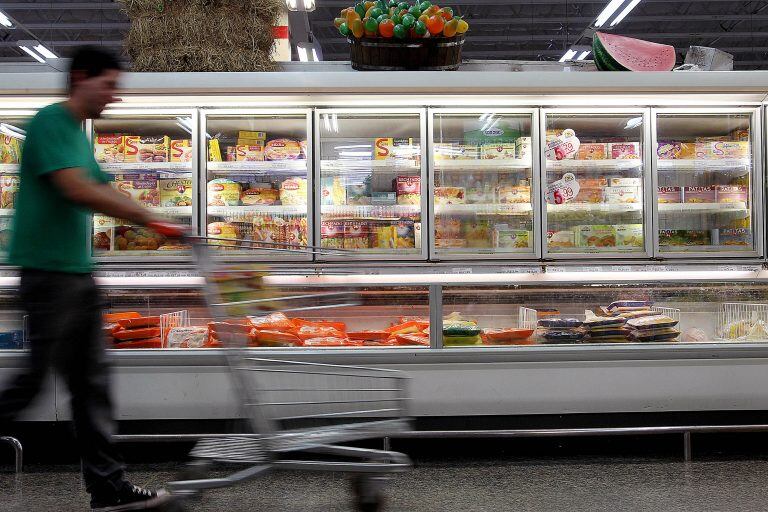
[49,167,156,226]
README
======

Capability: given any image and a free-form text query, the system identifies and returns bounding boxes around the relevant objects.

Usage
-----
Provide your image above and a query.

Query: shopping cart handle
[147,221,189,238]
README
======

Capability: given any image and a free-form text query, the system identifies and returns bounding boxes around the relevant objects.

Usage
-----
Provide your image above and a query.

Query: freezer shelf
[432,111,535,258]
[654,112,756,256]
[543,111,647,257]
[204,111,310,259]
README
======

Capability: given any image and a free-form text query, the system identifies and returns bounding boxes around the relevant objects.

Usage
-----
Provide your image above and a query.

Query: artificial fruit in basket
[336,0,468,38]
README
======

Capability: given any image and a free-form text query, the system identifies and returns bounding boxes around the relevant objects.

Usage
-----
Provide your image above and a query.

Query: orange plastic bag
[117,316,160,329]
[292,318,347,333]
[348,330,390,341]
[392,333,430,346]
[248,312,295,331]
[302,337,349,347]
[250,329,302,347]
[112,337,163,349]
[104,311,141,323]
[296,324,345,341]
[385,320,429,335]
[113,327,161,341]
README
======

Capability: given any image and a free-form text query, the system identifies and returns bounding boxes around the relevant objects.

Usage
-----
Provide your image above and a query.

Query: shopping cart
[167,237,413,511]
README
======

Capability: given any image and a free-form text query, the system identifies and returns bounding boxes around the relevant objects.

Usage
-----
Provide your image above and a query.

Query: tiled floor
[2,456,768,511]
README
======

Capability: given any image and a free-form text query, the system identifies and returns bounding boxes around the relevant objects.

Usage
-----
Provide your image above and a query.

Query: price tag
[452,267,473,274]
[545,173,581,205]
[500,267,539,274]
[545,129,580,161]
[610,265,632,272]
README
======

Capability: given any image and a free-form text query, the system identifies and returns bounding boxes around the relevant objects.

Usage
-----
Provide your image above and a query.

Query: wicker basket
[348,35,465,71]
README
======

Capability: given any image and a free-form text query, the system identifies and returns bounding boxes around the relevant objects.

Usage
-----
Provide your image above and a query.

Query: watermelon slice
[593,32,676,71]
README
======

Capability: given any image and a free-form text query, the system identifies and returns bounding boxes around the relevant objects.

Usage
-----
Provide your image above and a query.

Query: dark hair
[68,46,123,92]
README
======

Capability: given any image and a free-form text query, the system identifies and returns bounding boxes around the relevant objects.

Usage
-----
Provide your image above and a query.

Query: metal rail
[0,436,22,473]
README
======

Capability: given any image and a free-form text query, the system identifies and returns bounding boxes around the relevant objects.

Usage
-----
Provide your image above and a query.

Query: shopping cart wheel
[351,475,384,512]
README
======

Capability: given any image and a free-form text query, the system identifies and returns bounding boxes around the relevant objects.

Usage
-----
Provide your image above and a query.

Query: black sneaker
[91,483,172,511]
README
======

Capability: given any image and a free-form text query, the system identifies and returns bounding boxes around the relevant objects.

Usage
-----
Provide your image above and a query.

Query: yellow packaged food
[0,136,21,164]
[238,130,266,141]
[112,174,159,207]
[124,136,170,163]
[374,138,418,160]
[343,221,370,249]
[481,143,516,160]
[280,177,307,206]
[0,175,19,209]
[241,187,279,206]
[207,179,241,206]
[372,224,396,249]
[207,222,239,246]
[94,134,124,163]
[159,178,193,207]
[208,139,223,162]
[434,187,465,205]
[235,145,265,161]
[170,139,192,162]
[264,139,302,161]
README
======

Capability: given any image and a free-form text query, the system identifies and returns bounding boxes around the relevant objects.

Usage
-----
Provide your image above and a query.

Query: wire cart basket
[168,237,412,511]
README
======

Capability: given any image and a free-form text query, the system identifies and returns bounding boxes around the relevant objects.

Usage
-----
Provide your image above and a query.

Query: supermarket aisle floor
[2,457,768,512]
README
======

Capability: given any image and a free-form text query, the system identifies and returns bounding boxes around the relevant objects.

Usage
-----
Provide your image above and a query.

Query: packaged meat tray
[117,316,160,329]
[626,315,678,330]
[537,318,583,328]
[481,328,534,344]
[539,330,585,343]
[583,316,626,327]
[628,328,680,342]
[607,300,652,311]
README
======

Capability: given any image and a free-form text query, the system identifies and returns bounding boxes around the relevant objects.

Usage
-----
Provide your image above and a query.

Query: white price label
[452,267,473,274]
[610,266,632,272]
[546,173,581,205]
[545,129,580,161]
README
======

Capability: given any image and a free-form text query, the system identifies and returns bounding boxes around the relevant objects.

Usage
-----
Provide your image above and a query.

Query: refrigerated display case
[0,111,30,259]
[316,109,427,259]
[430,109,538,259]
[541,109,650,258]
[652,108,762,258]
[90,110,197,259]
[202,109,311,258]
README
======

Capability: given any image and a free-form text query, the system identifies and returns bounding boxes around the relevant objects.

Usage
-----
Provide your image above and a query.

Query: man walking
[0,46,183,511]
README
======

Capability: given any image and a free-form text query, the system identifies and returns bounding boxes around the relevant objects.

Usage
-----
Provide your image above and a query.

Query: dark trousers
[0,269,125,495]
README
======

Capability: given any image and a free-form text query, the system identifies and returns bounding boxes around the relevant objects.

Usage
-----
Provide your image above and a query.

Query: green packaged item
[443,321,482,337]
[444,335,482,346]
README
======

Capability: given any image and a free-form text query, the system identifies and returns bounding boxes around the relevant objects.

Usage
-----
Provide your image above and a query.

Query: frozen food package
[343,220,370,250]
[573,187,604,204]
[609,178,642,187]
[159,178,193,207]
[0,135,21,164]
[321,176,347,206]
[374,137,418,160]
[434,186,466,205]
[112,174,159,207]
[346,183,371,205]
[435,238,467,249]
[657,186,682,203]
[264,139,302,161]
[658,229,711,246]
[433,143,455,161]
[615,224,644,248]
[394,220,416,249]
[712,141,749,159]
[92,214,114,251]
[695,142,714,160]
[583,315,626,327]
[241,187,279,206]
[683,186,716,203]
[0,175,19,209]
[481,143,515,160]
[716,185,748,204]
[577,225,616,248]
[320,220,345,249]
[170,139,192,163]
[235,144,265,161]
[497,185,530,204]
[730,129,750,142]
[604,186,640,204]
[238,130,266,141]
[395,176,421,205]
[280,177,307,206]
[207,222,239,246]
[481,328,534,344]
[207,179,241,206]
[371,192,396,205]
[493,228,531,249]
[577,143,607,160]
[539,330,585,343]
[607,300,652,311]
[626,315,678,330]
[436,217,462,239]
[657,141,694,160]
[463,220,491,248]
[717,228,752,246]
[547,230,576,248]
[452,144,478,160]
[609,142,640,160]
[208,139,222,162]
[537,318,583,328]
[124,136,170,163]
[515,137,532,162]
[94,134,124,163]
[628,328,680,342]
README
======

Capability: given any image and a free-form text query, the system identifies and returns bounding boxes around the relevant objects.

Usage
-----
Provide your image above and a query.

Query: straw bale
[131,47,280,72]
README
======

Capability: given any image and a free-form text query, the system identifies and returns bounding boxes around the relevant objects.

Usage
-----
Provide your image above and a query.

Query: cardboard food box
[395,176,421,205]
[0,175,18,209]
[547,229,576,248]
[434,187,466,205]
[712,141,749,159]
[321,176,347,206]
[658,186,682,203]
[94,134,124,163]
[604,186,640,204]
[615,224,644,248]
[342,221,370,249]
[279,177,307,206]
[730,129,750,142]
[577,143,608,160]
[657,141,695,160]
[573,187,604,204]
[609,142,640,160]
[371,192,396,205]
[435,238,468,249]
[111,174,159,207]
[241,187,279,206]
[346,184,371,205]
[320,220,345,249]
[124,136,170,163]
[435,217,462,239]
[238,130,266,141]
[434,143,455,161]
[0,136,21,164]
[683,186,716,203]
[170,139,192,163]
[577,225,616,248]
[717,228,752,246]
[493,227,531,249]
[207,179,241,206]
[394,220,416,249]
[159,178,193,207]
[716,185,748,204]
[497,185,530,204]
[453,144,479,160]
[264,139,302,161]
[481,143,516,160]
[659,229,711,246]
[374,137,418,160]
[515,137,532,162]
[92,214,115,251]
[235,144,265,161]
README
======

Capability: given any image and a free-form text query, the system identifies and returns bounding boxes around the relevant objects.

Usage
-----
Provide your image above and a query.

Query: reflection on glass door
[204,110,310,259]
[432,111,535,258]
[542,111,647,257]
[654,111,757,256]
[317,110,425,258]
[91,112,195,258]
[0,114,29,258]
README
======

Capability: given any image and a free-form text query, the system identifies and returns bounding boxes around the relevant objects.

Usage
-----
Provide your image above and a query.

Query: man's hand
[146,221,188,238]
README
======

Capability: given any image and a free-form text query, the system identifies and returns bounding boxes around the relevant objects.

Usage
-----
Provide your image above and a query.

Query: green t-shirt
[8,102,108,273]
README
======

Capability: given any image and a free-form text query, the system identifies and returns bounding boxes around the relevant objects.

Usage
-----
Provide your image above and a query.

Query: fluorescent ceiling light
[311,48,318,61]
[33,44,57,59]
[331,113,339,133]
[0,10,13,28]
[297,46,308,62]
[18,45,44,63]
[594,0,626,27]
[610,0,642,26]
[303,0,315,10]
[576,50,591,61]
[559,49,577,62]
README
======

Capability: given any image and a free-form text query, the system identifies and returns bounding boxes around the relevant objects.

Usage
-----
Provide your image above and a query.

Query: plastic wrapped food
[104,311,141,323]
[537,318,583,328]
[481,328,534,344]
[117,316,160,329]
[628,329,680,342]
[583,316,626,327]
[443,335,482,346]
[626,315,678,330]
[166,327,209,348]
[113,338,163,349]
[348,330,390,341]
[539,330,585,343]
[247,312,295,331]
[251,329,302,347]
[296,325,345,341]
[607,300,652,311]
[393,333,430,346]
[443,322,482,337]
[113,327,161,341]
[302,337,350,347]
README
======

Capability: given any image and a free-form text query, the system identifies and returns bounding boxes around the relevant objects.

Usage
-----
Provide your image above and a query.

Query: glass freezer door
[91,111,196,259]
[431,110,536,258]
[317,109,426,259]
[203,110,311,259]
[653,110,760,257]
[542,110,648,258]
[0,113,31,259]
